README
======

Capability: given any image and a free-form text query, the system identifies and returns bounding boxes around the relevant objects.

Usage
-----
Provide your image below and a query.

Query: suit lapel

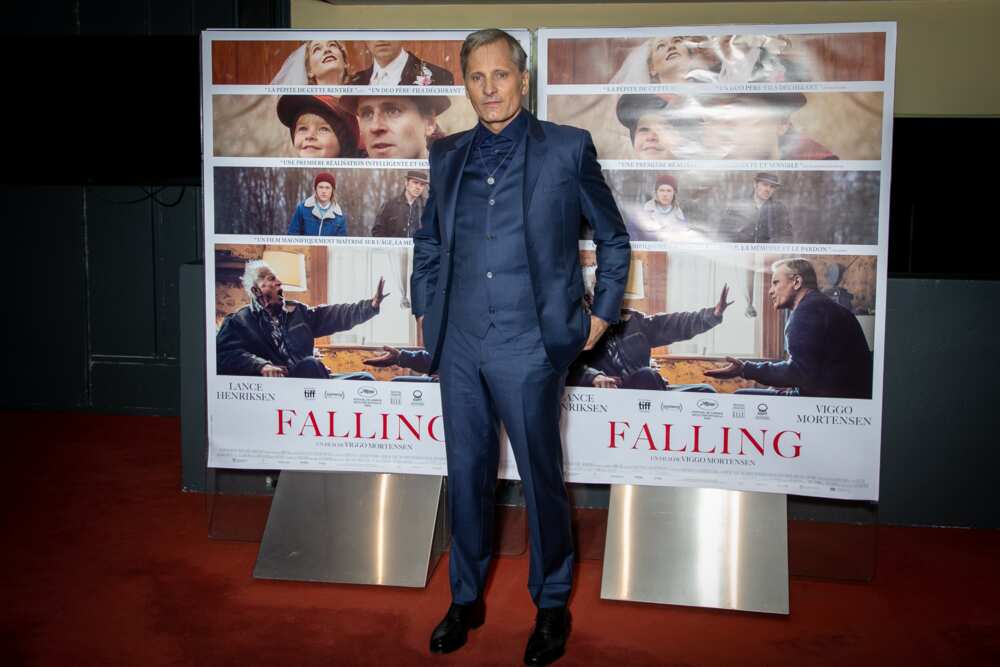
[401,53,418,86]
[523,113,547,221]
[355,66,374,86]
[441,129,475,247]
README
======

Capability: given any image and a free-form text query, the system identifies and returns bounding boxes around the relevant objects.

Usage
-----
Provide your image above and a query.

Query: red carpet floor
[2,412,999,666]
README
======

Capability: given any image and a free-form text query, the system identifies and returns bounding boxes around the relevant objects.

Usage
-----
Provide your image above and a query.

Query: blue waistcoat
[449,132,538,338]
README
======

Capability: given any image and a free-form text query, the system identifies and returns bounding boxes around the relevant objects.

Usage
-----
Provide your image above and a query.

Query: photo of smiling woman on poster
[270,39,353,86]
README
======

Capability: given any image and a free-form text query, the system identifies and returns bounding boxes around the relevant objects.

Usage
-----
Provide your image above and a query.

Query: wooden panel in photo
[213,41,301,85]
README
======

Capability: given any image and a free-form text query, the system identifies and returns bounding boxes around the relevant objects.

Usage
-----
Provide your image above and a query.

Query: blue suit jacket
[411,111,631,373]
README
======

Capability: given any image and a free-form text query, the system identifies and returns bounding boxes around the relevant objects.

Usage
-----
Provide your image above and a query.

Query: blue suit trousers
[438,322,574,608]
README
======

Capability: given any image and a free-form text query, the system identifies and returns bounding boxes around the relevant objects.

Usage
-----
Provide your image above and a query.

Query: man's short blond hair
[460,29,527,76]
[772,258,818,290]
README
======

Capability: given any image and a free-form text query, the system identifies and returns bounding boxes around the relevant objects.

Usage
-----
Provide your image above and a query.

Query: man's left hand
[371,277,390,310]
[714,283,735,317]
[704,356,745,379]
[364,345,401,367]
[583,315,609,351]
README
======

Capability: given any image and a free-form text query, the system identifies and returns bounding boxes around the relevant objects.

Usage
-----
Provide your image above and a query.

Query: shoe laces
[535,608,566,636]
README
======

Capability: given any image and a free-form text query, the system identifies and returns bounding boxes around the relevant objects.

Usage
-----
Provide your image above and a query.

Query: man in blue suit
[411,29,630,666]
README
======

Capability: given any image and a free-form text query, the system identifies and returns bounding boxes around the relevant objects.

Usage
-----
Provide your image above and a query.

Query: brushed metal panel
[254,471,445,587]
[601,485,788,614]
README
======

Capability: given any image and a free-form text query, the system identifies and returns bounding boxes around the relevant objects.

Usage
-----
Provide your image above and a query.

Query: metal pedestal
[601,485,789,614]
[254,471,447,587]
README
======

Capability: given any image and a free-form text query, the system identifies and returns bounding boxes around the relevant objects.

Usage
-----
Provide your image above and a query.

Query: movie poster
[203,30,528,477]
[539,24,895,499]
[203,24,895,500]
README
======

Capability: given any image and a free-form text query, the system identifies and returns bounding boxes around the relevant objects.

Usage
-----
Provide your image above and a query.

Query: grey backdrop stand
[253,471,447,587]
[601,485,789,614]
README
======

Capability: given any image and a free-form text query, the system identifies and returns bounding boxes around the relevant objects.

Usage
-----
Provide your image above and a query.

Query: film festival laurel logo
[353,386,382,408]
[692,398,724,420]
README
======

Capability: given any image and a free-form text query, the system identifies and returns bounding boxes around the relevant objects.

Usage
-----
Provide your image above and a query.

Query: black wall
[2,1,287,413]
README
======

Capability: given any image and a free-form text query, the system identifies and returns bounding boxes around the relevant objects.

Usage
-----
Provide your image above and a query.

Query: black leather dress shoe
[429,600,485,654]
[523,606,571,665]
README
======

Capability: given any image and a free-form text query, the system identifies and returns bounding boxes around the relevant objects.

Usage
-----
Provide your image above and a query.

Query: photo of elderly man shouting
[217,261,388,379]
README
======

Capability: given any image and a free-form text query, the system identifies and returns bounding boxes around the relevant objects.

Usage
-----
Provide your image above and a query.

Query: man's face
[754,180,778,201]
[648,35,713,83]
[307,41,346,84]
[702,97,789,160]
[315,182,334,203]
[769,266,801,310]
[633,113,694,160]
[464,41,529,133]
[293,113,341,158]
[254,269,284,308]
[367,41,403,66]
[405,178,427,199]
[655,184,675,206]
[357,97,433,159]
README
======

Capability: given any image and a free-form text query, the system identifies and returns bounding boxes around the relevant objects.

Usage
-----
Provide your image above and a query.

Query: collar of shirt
[315,202,343,217]
[249,292,286,314]
[473,108,528,150]
[251,299,286,327]
[371,49,409,86]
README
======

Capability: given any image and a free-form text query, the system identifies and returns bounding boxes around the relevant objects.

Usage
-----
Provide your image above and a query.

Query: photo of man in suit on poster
[350,40,455,86]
